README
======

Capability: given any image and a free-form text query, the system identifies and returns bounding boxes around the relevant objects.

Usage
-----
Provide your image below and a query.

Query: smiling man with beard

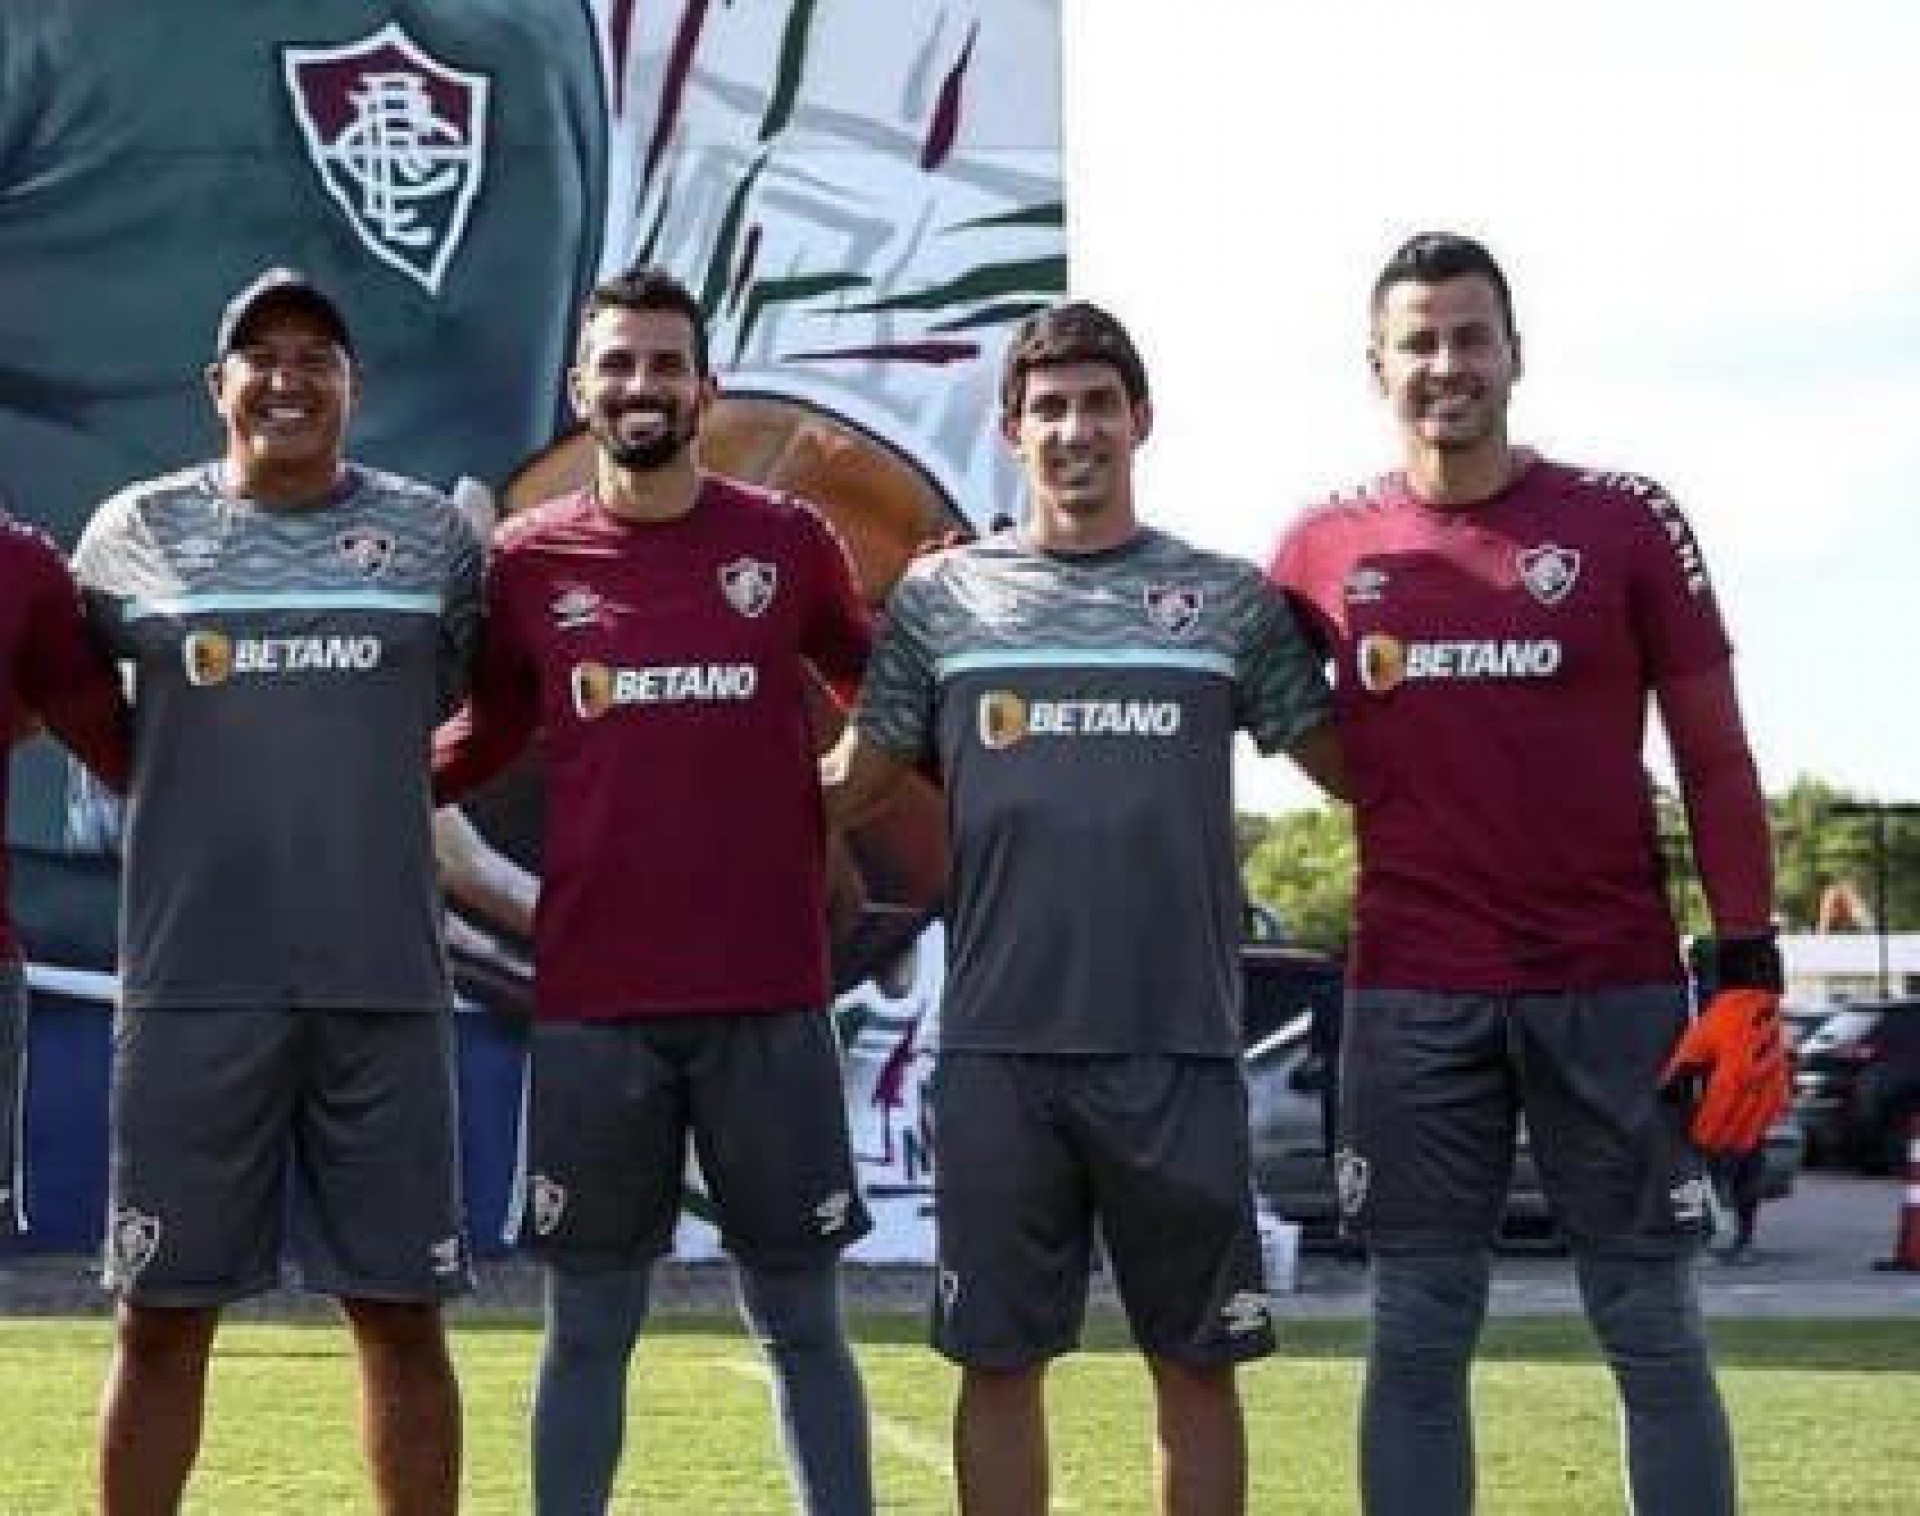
[1269,233,1786,1516]
[434,267,876,1516]
[74,268,484,1516]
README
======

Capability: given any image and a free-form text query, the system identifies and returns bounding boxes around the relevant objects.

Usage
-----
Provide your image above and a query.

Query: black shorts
[1338,987,1706,1257]
[930,1052,1273,1370]
[106,1009,470,1305]
[511,1010,871,1271]
[1,968,25,1238]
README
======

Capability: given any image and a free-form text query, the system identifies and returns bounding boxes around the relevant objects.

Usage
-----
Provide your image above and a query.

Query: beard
[595,402,697,471]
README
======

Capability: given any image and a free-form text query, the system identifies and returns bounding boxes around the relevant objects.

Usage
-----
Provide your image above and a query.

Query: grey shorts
[106,1009,470,1305]
[1,967,24,1238]
[511,1011,871,1271]
[930,1052,1273,1370]
[1338,986,1706,1257]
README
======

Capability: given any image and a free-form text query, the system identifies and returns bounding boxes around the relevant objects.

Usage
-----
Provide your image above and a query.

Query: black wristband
[1713,933,1784,995]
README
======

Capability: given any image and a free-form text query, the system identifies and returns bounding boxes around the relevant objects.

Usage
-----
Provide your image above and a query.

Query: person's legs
[955,1364,1048,1516]
[1360,1250,1489,1516]
[100,1012,296,1514]
[531,1265,654,1515]
[735,1260,873,1515]
[1516,988,1731,1513]
[515,1022,688,1514]
[1146,1356,1246,1516]
[340,1299,461,1516]
[98,1303,220,1516]
[1574,1251,1736,1516]
[688,1012,874,1511]
[928,1055,1090,1513]
[1338,992,1513,1516]
[1079,1058,1270,1514]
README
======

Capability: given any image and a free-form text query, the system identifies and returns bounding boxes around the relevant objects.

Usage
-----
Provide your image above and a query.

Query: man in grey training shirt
[824,303,1345,1515]
[74,269,483,1516]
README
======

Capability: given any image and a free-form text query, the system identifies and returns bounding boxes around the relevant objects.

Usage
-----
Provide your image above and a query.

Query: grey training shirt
[857,526,1330,1057]
[74,464,482,1012]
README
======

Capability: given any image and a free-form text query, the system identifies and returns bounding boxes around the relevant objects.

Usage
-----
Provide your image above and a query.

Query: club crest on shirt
[282,24,490,294]
[1516,544,1581,606]
[336,527,395,579]
[720,557,778,619]
[1142,581,1204,639]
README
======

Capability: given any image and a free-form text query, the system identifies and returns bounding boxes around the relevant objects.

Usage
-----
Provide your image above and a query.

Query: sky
[1059,0,1920,814]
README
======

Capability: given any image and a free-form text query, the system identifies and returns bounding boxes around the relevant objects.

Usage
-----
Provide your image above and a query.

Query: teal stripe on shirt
[935,646,1236,679]
[124,590,444,620]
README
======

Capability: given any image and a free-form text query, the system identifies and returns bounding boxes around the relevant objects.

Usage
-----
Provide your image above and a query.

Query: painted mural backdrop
[0,0,1065,1260]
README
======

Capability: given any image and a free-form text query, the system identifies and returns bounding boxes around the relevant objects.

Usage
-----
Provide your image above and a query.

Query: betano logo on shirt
[977,690,1183,749]
[570,661,759,721]
[182,631,382,686]
[1357,634,1562,694]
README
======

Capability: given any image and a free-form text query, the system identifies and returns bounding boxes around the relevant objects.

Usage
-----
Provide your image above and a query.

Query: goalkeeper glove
[1661,935,1790,1154]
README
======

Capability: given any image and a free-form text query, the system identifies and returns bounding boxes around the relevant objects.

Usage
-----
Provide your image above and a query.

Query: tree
[1241,804,1357,950]
[1769,776,1920,931]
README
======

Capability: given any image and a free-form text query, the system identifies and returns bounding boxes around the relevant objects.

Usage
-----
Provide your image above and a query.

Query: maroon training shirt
[0,516,129,960]
[1270,457,1733,991]
[435,478,870,1019]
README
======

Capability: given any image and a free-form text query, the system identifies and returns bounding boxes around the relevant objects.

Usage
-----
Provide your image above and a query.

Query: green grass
[0,1315,1914,1512]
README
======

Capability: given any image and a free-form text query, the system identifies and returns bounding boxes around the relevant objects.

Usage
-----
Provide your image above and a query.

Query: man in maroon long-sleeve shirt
[0,513,128,1236]
[1269,233,1785,1516]
[436,267,875,1515]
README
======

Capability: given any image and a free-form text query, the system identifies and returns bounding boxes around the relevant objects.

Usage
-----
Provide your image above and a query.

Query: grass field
[1,1314,1914,1513]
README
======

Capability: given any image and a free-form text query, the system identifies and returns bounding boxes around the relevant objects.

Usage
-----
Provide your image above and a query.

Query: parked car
[1793,998,1920,1172]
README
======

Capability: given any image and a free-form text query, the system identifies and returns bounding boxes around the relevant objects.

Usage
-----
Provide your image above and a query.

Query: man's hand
[1662,978,1790,1155]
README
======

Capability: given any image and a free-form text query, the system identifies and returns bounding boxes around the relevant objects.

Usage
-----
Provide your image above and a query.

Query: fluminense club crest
[337,527,395,579]
[282,24,490,295]
[1143,581,1204,639]
[720,557,778,618]
[1516,544,1582,607]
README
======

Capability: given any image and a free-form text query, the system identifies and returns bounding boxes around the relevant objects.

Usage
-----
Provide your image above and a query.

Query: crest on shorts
[1333,1147,1371,1218]
[719,557,778,619]
[108,1206,162,1281]
[1516,544,1582,606]
[531,1174,567,1237]
[336,527,395,580]
[429,1234,466,1277]
[1142,581,1204,639]
[282,24,491,294]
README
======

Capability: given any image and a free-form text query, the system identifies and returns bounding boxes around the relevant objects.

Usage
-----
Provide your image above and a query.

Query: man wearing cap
[74,269,484,1516]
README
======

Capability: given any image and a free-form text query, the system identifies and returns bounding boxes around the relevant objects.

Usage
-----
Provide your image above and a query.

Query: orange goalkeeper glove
[1661,936,1790,1154]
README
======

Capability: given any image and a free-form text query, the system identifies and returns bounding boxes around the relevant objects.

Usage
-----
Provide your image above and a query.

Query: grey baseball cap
[215,267,355,358]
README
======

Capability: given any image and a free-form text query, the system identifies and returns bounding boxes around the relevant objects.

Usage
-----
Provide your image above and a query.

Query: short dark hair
[1000,301,1149,420]
[1370,232,1517,339]
[577,265,710,375]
